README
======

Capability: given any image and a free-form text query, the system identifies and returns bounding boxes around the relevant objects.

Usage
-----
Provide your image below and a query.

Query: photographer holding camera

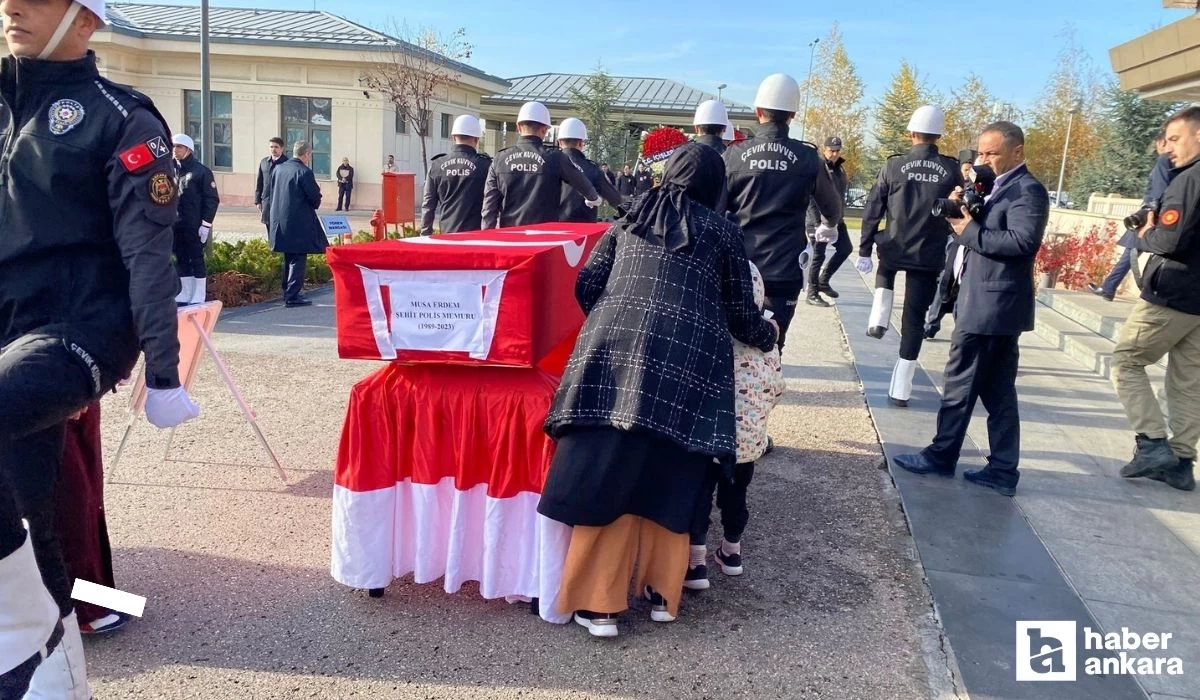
[1111,107,1200,492]
[1089,131,1172,301]
[892,121,1048,497]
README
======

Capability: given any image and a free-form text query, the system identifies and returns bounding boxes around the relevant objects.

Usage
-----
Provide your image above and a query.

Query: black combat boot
[1148,457,1196,491]
[1119,434,1179,479]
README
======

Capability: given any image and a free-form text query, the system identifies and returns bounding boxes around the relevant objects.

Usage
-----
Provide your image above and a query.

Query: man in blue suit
[893,122,1049,496]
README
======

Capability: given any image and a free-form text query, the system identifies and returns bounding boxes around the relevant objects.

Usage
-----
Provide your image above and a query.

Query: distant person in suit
[600,163,617,188]
[335,157,355,211]
[269,141,325,308]
[617,165,636,199]
[255,137,287,234]
[634,163,653,195]
[1089,131,1172,301]
[892,121,1049,497]
[385,155,399,173]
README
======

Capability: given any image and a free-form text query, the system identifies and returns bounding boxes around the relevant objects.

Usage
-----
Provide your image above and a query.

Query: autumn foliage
[1035,221,1119,290]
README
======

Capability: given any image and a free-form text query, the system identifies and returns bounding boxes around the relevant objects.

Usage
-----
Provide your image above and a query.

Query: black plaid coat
[545,205,778,461]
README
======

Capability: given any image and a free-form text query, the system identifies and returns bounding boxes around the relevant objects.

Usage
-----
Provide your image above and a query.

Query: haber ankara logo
[119,136,169,172]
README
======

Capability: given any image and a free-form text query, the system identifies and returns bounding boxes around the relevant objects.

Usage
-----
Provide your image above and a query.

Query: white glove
[856,256,873,274]
[145,387,200,429]
[584,197,602,209]
[199,223,212,244]
[813,223,838,244]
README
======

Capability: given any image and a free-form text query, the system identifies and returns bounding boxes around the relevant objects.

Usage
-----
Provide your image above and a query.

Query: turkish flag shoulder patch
[119,143,156,172]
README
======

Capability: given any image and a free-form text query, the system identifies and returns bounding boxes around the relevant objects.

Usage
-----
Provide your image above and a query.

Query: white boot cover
[889,358,918,402]
[189,277,207,305]
[0,534,58,676]
[23,611,89,700]
[175,276,195,305]
[868,288,894,332]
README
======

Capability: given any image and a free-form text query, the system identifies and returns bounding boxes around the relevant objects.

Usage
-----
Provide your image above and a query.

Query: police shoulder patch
[149,172,175,205]
[888,153,904,159]
[1161,208,1181,226]
[431,153,447,161]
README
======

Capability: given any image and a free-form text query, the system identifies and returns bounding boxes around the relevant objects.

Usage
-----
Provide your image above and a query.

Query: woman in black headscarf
[540,142,778,638]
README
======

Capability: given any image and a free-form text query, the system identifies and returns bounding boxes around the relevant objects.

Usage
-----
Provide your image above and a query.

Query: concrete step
[1032,303,1168,407]
[1036,288,1135,342]
[1036,288,1167,372]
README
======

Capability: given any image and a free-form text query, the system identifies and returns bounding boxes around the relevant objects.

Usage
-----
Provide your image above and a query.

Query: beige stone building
[88,3,509,210]
[1110,3,1200,101]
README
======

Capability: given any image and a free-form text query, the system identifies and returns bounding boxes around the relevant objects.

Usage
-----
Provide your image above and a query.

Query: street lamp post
[717,83,727,101]
[1054,102,1081,208]
[200,0,211,166]
[800,38,819,141]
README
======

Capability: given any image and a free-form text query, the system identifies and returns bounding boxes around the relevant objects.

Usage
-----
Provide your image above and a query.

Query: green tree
[568,66,631,168]
[1069,82,1182,205]
[874,61,926,164]
[1025,30,1103,191]
[942,74,996,157]
[801,23,868,182]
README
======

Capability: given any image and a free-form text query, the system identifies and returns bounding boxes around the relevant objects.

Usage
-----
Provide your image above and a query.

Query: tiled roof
[105,3,507,85]
[482,73,754,118]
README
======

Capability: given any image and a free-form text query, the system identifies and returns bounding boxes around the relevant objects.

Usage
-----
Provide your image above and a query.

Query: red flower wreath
[640,127,688,163]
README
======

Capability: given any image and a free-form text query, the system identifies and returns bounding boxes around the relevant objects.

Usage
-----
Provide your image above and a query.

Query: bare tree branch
[360,21,474,174]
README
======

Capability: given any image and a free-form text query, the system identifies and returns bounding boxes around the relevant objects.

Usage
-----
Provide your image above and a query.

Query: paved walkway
[87,288,942,698]
[834,259,1198,699]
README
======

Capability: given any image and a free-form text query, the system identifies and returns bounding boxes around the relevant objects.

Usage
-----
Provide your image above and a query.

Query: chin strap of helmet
[37,1,83,60]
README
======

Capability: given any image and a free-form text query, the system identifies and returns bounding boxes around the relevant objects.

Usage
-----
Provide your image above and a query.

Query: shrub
[205,237,333,306]
[1035,221,1119,290]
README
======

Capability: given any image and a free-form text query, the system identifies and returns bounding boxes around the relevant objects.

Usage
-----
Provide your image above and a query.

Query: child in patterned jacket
[685,261,786,589]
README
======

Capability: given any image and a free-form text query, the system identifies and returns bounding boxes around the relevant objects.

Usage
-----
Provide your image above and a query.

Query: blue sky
[153,0,1178,111]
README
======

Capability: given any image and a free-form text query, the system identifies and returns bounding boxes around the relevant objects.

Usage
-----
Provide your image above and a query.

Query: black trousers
[809,222,852,290]
[762,279,801,351]
[689,462,755,545]
[337,185,352,211]
[172,224,206,278]
[926,240,960,333]
[282,253,307,302]
[921,330,1021,486]
[876,262,940,361]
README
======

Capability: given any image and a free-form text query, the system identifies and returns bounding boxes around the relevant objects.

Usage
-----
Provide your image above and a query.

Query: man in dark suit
[893,122,1049,496]
[255,137,287,234]
[269,141,325,308]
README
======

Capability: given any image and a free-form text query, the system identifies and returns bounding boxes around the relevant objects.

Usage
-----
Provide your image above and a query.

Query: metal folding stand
[107,303,289,484]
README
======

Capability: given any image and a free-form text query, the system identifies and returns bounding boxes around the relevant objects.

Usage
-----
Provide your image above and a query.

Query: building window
[184,90,233,170]
[281,95,332,178]
[395,109,407,134]
[441,113,452,139]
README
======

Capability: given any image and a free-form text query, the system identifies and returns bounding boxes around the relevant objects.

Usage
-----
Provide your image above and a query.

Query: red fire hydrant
[370,208,387,241]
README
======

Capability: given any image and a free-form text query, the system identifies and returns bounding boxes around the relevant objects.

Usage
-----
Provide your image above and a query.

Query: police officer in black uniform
[171,133,220,306]
[557,117,622,223]
[693,99,729,154]
[421,114,491,235]
[0,0,199,695]
[725,73,843,350]
[481,101,601,228]
[858,105,962,407]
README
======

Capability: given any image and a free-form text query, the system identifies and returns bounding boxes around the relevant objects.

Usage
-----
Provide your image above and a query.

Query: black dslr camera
[1124,199,1160,231]
[931,165,996,220]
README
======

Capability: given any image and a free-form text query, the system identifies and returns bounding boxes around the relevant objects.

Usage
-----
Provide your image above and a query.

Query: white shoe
[574,612,618,638]
[174,276,195,305]
[888,358,918,407]
[0,532,59,677]
[189,277,207,305]
[643,587,675,623]
[868,288,894,338]
[23,611,90,699]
